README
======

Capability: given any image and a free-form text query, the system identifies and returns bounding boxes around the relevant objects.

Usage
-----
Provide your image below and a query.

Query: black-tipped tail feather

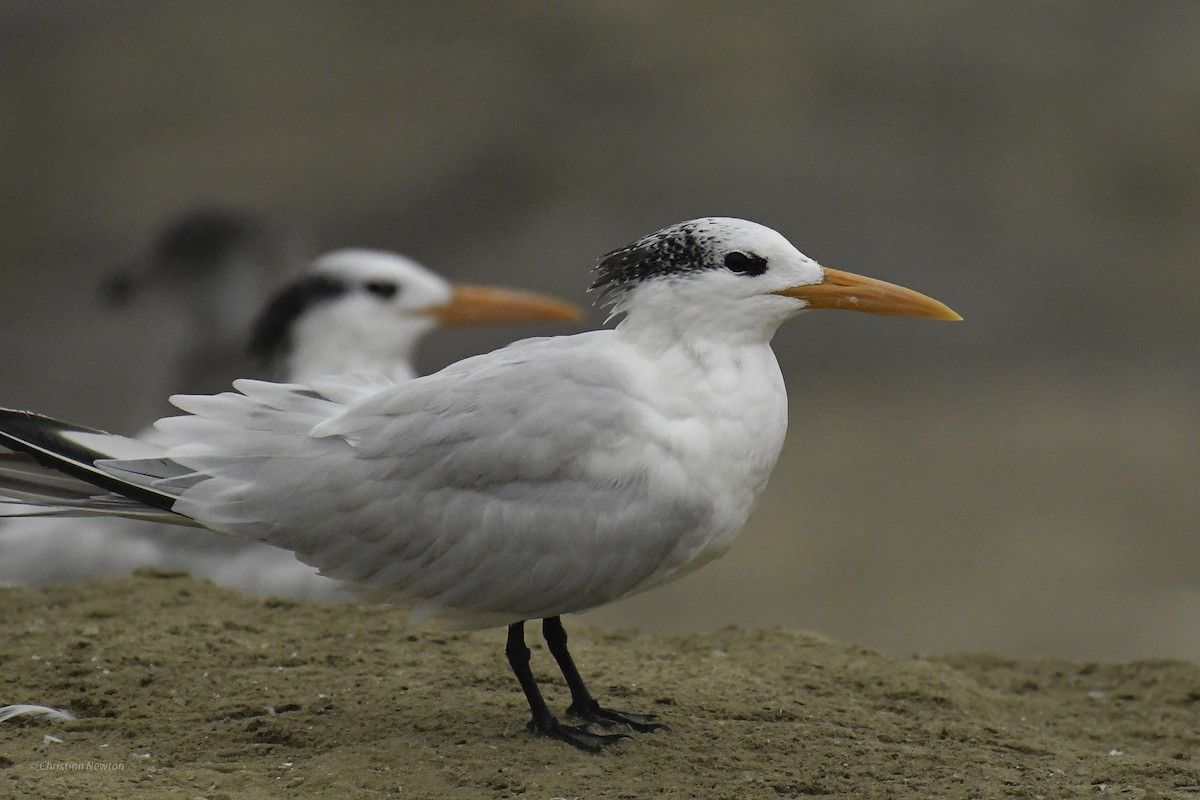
[0,408,186,519]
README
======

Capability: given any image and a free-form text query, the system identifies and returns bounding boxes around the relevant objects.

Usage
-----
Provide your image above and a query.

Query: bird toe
[527,717,630,752]
[568,700,665,733]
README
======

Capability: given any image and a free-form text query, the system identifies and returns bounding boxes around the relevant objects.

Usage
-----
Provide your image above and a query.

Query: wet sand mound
[3,571,1197,798]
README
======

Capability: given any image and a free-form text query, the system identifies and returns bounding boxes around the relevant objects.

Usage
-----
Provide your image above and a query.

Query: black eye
[723,251,767,276]
[364,281,399,299]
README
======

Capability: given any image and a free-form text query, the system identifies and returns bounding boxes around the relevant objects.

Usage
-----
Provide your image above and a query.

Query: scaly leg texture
[542,616,664,732]
[505,621,628,751]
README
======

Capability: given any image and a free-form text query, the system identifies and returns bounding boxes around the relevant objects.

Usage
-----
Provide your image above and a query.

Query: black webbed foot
[509,618,667,751]
[508,621,633,752]
[568,699,665,732]
[528,715,630,752]
[541,616,666,736]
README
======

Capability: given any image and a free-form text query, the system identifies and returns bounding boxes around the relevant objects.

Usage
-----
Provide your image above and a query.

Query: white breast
[602,337,789,593]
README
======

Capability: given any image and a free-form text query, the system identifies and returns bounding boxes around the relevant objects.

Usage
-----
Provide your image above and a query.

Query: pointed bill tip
[775,267,962,321]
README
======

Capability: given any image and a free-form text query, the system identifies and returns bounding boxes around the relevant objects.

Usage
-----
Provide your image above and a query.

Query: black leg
[505,621,628,752]
[541,616,664,733]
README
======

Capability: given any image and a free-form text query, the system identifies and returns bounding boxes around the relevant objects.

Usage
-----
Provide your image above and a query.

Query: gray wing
[129,334,714,627]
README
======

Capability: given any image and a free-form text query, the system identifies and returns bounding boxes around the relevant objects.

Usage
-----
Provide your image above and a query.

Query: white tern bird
[0,217,959,750]
[0,249,581,595]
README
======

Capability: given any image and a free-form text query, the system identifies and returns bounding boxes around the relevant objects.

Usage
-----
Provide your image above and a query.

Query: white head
[592,217,960,346]
[250,249,581,383]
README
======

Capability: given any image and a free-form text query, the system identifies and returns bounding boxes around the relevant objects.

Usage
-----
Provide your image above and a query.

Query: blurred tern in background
[0,248,581,596]
[248,249,582,383]
[0,217,958,749]
[102,208,294,398]
[0,208,288,589]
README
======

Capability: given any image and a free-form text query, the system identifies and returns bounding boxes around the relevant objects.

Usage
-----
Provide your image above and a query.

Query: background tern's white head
[593,217,960,343]
[250,249,451,382]
[251,249,581,383]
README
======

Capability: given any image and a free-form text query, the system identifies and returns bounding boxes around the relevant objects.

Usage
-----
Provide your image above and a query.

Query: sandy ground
[2,571,1198,799]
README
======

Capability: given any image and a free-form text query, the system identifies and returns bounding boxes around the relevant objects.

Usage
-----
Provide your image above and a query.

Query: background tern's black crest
[153,209,264,277]
[591,220,723,308]
[248,273,349,364]
[102,209,267,306]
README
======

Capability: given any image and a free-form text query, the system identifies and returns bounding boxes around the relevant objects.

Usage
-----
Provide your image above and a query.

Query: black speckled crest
[248,273,349,363]
[591,220,730,308]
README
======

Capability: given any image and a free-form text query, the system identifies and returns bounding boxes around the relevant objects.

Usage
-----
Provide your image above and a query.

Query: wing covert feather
[148,334,716,626]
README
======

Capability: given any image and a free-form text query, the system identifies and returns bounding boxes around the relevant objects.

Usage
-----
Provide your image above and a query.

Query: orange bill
[429,284,584,326]
[774,267,961,320]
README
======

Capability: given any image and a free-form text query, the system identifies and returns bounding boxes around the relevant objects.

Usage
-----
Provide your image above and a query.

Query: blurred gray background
[1,1,1197,661]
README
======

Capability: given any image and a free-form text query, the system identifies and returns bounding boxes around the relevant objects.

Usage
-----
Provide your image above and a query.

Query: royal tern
[0,217,959,750]
[0,249,581,595]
